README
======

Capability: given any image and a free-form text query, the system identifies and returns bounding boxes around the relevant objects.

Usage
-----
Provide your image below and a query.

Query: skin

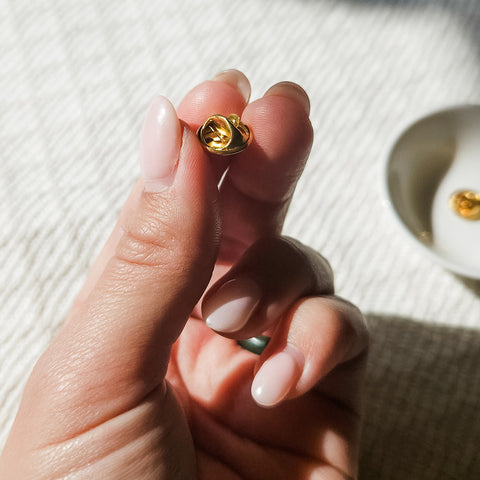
[0,72,368,479]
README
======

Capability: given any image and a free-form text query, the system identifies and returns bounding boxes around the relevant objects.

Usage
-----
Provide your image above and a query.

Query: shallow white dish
[383,105,480,279]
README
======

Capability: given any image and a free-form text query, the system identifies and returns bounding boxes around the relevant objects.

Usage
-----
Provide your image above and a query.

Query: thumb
[14,96,220,445]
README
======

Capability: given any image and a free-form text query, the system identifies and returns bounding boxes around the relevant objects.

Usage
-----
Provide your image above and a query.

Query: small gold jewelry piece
[197,114,251,155]
[449,190,480,220]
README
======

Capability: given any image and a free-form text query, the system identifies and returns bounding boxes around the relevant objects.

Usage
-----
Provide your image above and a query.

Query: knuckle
[278,236,335,293]
[240,235,335,296]
[114,199,190,270]
[116,222,175,268]
[330,296,370,354]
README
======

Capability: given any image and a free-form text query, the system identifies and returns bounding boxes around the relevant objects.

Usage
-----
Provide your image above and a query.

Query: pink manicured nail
[203,277,260,333]
[140,95,181,192]
[212,69,251,103]
[251,345,304,407]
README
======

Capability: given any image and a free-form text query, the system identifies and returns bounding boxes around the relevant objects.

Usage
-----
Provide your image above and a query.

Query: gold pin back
[449,190,480,221]
[197,114,251,155]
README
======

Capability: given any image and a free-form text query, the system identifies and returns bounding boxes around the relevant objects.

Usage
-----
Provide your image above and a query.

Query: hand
[0,71,368,479]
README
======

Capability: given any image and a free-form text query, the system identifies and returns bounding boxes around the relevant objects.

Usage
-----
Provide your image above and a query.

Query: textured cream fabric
[1,0,479,478]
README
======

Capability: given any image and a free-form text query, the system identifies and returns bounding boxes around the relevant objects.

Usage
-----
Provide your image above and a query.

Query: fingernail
[203,277,260,333]
[251,345,304,407]
[264,81,310,115]
[140,95,181,192]
[212,69,251,103]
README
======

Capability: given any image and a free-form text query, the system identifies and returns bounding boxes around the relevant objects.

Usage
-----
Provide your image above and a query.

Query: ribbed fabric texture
[1,1,479,478]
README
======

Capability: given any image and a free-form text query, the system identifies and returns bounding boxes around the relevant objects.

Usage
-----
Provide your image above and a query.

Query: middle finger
[218,82,313,261]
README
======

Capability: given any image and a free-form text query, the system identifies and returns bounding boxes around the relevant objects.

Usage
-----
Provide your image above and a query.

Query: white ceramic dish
[383,105,480,279]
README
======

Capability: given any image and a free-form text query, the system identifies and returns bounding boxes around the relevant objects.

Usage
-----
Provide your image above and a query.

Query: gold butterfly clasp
[197,114,252,155]
[449,190,480,220]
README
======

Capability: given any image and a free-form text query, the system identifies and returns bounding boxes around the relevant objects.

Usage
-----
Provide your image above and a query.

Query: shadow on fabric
[456,276,480,298]
[360,314,480,479]
[298,0,480,60]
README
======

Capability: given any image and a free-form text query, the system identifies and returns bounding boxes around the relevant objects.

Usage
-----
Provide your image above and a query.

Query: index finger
[219,82,314,261]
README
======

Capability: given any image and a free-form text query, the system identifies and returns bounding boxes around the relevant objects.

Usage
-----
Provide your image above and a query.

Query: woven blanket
[1,1,479,478]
